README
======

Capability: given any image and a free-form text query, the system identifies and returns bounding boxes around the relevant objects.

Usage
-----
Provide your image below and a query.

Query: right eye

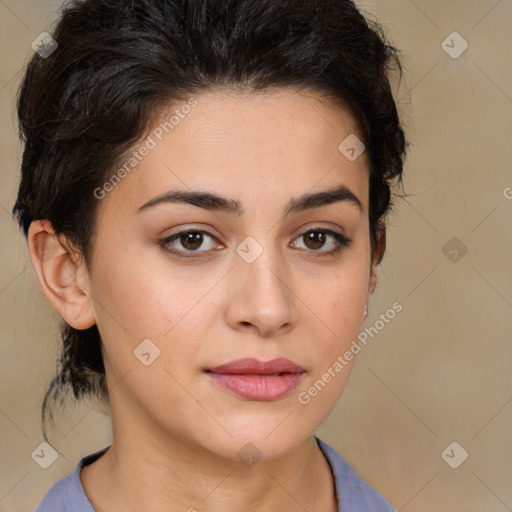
[159,229,221,258]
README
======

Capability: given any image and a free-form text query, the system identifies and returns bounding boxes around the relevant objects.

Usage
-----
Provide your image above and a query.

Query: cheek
[298,273,369,408]
[305,259,370,369]
[321,261,370,323]
[89,251,212,374]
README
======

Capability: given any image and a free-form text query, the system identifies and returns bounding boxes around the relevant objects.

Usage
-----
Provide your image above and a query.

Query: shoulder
[35,446,110,512]
[315,436,396,512]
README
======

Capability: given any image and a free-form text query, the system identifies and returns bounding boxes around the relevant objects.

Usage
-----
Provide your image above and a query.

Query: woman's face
[86,88,377,460]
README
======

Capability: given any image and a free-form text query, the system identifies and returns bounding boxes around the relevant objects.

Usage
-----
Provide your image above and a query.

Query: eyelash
[159,227,352,259]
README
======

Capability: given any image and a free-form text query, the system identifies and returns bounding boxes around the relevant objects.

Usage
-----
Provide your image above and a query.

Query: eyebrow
[136,184,363,217]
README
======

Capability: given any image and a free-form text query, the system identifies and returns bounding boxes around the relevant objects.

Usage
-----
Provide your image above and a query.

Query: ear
[361,228,386,321]
[27,220,96,330]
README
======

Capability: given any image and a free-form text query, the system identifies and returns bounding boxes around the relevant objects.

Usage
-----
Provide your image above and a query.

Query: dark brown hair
[12,0,408,441]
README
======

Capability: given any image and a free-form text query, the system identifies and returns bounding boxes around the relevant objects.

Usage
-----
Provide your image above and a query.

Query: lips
[204,358,306,401]
[206,357,306,375]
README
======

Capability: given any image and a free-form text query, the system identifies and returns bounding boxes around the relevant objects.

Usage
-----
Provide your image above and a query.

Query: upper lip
[206,357,306,375]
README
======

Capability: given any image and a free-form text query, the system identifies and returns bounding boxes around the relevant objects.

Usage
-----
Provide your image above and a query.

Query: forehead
[152,87,364,160]
[97,87,370,219]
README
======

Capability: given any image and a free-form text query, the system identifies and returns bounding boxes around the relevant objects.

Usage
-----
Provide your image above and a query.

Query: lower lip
[205,372,305,401]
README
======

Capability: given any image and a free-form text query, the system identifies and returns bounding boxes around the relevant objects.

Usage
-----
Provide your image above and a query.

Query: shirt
[35,436,396,511]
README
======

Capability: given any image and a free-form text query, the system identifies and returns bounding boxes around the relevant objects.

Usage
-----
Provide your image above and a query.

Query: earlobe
[27,220,96,330]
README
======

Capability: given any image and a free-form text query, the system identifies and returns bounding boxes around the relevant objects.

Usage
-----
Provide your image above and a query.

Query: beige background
[1,1,511,510]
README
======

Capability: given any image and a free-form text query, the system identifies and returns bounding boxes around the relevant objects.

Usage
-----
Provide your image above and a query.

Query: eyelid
[290,226,352,254]
[160,229,220,258]
[159,225,352,259]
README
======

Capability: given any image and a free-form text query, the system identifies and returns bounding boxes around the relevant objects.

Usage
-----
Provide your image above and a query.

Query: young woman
[14,0,407,510]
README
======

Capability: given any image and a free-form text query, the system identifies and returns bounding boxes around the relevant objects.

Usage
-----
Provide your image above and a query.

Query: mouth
[204,357,306,401]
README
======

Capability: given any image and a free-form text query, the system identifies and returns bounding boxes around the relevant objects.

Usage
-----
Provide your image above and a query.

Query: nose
[224,239,299,338]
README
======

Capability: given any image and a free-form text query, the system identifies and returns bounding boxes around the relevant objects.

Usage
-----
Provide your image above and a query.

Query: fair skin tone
[28,88,385,512]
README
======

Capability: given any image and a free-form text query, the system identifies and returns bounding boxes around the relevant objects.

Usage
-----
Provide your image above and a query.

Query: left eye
[291,228,352,255]
[160,228,351,258]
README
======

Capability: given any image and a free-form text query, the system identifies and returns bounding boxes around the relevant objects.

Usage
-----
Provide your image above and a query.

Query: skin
[28,87,385,512]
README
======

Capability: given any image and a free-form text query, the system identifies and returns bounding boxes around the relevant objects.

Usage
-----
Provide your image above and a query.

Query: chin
[197,421,311,464]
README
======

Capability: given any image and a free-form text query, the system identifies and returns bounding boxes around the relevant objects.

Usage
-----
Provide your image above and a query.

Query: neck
[81,426,337,511]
